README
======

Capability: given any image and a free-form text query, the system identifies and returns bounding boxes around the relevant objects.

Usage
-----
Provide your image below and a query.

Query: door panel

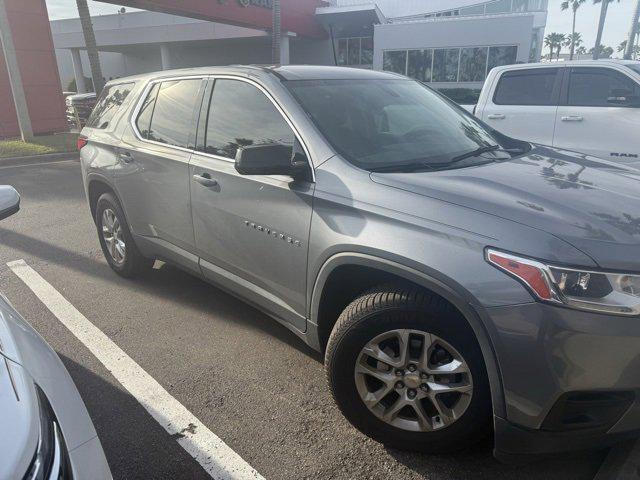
[190,155,313,329]
[115,78,204,253]
[189,77,314,330]
[554,67,640,164]
[482,67,562,146]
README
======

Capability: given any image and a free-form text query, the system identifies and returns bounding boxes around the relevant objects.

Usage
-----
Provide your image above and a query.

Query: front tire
[325,284,491,453]
[95,192,153,278]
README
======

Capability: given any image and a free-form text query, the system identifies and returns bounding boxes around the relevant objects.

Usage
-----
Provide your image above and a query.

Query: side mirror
[0,186,20,221]
[235,143,309,179]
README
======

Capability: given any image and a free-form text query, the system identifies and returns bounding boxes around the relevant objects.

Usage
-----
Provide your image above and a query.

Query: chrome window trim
[129,74,316,182]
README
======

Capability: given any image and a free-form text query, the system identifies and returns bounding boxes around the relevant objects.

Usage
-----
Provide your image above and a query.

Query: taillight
[77,136,88,150]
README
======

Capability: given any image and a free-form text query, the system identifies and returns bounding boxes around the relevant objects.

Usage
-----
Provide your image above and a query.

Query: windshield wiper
[448,144,501,164]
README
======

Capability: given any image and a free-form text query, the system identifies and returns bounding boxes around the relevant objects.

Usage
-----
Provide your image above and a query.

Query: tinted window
[145,79,201,148]
[86,82,134,129]
[494,68,559,105]
[568,68,640,107]
[459,47,487,82]
[203,79,295,159]
[135,83,159,139]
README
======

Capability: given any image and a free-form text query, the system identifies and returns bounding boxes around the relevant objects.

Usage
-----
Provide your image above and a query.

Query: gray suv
[80,65,640,461]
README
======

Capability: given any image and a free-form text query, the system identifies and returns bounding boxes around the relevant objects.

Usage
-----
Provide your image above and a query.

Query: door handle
[193,173,218,188]
[487,114,506,120]
[561,115,584,122]
[118,150,134,163]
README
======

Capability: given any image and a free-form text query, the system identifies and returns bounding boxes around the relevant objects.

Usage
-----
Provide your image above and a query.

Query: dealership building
[0,0,548,138]
[52,0,548,93]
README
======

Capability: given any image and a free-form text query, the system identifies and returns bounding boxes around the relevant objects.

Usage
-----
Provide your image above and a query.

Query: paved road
[0,159,607,479]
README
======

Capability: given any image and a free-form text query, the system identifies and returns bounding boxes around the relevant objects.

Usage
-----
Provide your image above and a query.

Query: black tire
[95,192,154,278]
[325,283,491,454]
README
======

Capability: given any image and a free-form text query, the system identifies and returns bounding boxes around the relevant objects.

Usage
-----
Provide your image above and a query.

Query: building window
[337,37,374,67]
[433,48,460,82]
[383,50,407,74]
[488,46,518,73]
[459,47,488,82]
[384,45,518,83]
[408,49,433,82]
[456,0,548,17]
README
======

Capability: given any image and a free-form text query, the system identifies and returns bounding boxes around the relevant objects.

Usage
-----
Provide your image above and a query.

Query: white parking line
[7,259,263,480]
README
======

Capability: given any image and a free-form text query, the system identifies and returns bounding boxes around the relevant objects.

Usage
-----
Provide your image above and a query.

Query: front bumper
[485,302,640,457]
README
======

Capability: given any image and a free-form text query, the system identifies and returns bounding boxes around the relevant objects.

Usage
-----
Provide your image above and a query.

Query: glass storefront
[337,37,374,68]
[383,45,518,83]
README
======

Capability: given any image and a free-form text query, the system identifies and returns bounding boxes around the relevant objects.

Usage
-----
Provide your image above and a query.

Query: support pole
[625,0,640,60]
[271,0,281,64]
[70,48,87,93]
[0,0,33,140]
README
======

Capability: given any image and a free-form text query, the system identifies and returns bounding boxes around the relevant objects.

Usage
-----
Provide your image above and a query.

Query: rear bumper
[484,302,640,457]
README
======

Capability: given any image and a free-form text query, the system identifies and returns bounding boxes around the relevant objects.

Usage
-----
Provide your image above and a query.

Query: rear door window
[567,67,640,107]
[145,79,202,148]
[201,79,295,159]
[86,82,134,129]
[493,68,561,106]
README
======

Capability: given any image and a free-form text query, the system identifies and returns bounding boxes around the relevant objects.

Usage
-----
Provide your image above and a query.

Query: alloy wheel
[354,329,473,432]
[101,208,126,265]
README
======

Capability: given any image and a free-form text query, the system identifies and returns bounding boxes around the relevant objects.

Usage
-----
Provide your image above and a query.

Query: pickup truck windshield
[286,79,510,172]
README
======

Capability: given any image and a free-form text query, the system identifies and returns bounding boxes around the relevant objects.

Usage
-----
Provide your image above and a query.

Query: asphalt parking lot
[0,159,612,479]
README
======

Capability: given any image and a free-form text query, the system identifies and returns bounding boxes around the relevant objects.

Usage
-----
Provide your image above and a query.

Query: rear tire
[95,192,153,278]
[325,283,491,453]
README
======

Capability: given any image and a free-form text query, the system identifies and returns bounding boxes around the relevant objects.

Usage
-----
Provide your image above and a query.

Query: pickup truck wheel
[325,284,491,453]
[95,193,153,278]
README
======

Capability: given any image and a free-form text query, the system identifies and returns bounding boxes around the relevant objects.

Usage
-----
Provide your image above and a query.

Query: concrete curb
[594,440,640,480]
[0,152,79,168]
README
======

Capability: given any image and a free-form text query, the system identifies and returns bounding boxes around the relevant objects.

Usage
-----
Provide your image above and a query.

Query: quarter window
[202,79,295,160]
[494,68,560,106]
[86,82,134,130]
[568,68,640,107]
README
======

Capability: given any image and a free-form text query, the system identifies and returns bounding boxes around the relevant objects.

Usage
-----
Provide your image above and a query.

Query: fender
[308,251,506,418]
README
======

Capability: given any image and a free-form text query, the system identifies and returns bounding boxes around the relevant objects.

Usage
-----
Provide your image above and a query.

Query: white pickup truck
[464,59,640,165]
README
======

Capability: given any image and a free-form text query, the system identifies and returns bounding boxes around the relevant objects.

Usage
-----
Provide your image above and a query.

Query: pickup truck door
[189,77,314,331]
[554,66,640,165]
[481,67,562,146]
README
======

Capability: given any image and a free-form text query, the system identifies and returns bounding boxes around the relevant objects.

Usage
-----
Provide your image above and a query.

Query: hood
[0,357,40,480]
[371,146,640,271]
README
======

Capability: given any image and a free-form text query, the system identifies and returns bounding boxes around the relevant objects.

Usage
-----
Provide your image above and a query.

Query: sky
[45,0,638,54]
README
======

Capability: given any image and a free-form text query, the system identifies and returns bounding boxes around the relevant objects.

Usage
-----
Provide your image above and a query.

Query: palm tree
[576,45,588,55]
[75,0,104,94]
[544,33,566,60]
[564,32,583,56]
[561,0,587,60]
[593,0,621,60]
[272,0,281,64]
[589,44,614,58]
[619,39,640,60]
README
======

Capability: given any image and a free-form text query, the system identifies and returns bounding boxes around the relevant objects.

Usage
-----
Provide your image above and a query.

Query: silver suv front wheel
[325,284,491,454]
[355,329,473,432]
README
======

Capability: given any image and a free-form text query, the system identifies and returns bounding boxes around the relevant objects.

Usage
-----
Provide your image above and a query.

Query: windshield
[627,64,640,76]
[286,79,514,172]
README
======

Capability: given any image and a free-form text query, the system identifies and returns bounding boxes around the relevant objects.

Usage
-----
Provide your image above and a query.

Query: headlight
[23,386,72,480]
[486,249,640,316]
